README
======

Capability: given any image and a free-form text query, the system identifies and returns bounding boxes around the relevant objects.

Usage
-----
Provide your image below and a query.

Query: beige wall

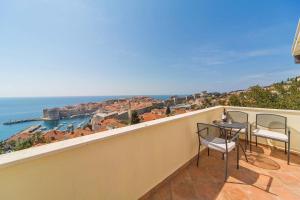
[225,106,300,153]
[0,106,299,200]
[0,107,223,200]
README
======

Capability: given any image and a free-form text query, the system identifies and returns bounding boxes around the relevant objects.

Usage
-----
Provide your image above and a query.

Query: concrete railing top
[225,106,300,115]
[2,105,300,169]
[0,106,223,169]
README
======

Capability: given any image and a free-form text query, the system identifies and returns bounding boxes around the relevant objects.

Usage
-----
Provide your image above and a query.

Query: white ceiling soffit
[292,19,300,63]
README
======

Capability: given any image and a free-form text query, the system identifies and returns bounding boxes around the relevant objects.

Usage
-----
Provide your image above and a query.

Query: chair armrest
[196,127,208,135]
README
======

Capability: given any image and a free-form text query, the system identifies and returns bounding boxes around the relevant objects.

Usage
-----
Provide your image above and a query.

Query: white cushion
[231,128,246,133]
[252,129,288,142]
[201,137,236,153]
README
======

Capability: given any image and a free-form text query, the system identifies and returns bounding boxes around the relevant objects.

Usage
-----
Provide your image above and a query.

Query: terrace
[142,138,300,200]
[0,106,300,200]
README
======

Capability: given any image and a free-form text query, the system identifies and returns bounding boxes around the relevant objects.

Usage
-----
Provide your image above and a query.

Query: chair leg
[255,136,258,146]
[207,148,210,156]
[287,129,291,165]
[197,143,201,167]
[285,142,287,154]
[237,139,240,169]
[288,140,290,165]
[248,130,250,145]
[224,152,228,182]
[250,132,252,152]
[245,133,248,151]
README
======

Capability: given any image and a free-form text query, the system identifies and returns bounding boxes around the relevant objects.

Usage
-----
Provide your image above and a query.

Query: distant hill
[226,76,300,110]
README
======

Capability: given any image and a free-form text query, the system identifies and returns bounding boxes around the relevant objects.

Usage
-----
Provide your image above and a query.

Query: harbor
[1,115,92,141]
[0,96,169,141]
[18,125,42,135]
[3,118,44,125]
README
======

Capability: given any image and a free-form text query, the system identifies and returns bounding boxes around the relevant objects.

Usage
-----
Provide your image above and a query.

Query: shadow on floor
[143,142,300,200]
[145,149,275,200]
[270,147,300,165]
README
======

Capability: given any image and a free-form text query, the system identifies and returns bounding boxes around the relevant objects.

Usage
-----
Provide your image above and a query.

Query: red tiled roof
[98,118,127,131]
[43,130,66,142]
[7,132,31,142]
[173,109,187,115]
[65,128,93,139]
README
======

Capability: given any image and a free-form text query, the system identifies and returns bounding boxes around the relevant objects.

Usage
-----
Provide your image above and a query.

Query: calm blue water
[0,95,170,141]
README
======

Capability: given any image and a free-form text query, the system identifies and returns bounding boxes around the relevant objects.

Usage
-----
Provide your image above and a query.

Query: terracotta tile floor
[144,143,300,200]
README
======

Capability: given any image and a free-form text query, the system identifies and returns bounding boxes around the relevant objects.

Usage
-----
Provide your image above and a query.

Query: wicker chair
[196,123,241,181]
[227,111,249,150]
[250,114,291,164]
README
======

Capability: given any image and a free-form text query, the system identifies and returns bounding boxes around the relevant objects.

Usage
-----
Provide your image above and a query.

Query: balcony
[142,141,300,200]
[0,106,299,200]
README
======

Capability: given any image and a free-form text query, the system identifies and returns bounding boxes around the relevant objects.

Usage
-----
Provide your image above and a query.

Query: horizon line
[0,94,190,98]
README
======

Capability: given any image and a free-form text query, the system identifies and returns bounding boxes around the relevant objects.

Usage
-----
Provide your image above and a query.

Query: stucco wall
[0,107,223,200]
[1,106,299,200]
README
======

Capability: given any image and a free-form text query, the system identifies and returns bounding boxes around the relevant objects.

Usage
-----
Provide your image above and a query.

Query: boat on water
[40,127,47,131]
[78,121,85,127]
[52,124,64,131]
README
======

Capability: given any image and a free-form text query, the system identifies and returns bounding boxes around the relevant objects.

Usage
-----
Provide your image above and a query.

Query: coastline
[0,95,171,141]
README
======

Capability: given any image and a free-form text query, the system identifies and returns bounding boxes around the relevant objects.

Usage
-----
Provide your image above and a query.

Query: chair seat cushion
[201,137,235,153]
[231,128,246,133]
[252,129,288,142]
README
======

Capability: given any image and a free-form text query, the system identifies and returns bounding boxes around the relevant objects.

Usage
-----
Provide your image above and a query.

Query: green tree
[240,86,275,108]
[228,95,241,106]
[131,111,140,125]
[14,138,34,151]
[0,141,5,154]
[226,77,300,110]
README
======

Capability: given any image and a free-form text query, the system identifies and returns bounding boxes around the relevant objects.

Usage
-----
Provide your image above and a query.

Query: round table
[213,121,249,162]
[214,121,246,130]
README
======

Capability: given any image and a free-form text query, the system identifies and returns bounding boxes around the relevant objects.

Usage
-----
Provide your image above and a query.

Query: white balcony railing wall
[0,106,299,200]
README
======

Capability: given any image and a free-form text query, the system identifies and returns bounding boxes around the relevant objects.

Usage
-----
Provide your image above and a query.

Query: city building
[43,108,60,120]
[91,112,118,131]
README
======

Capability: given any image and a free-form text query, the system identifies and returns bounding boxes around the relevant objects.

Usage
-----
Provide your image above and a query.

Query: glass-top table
[213,121,246,130]
[212,121,249,162]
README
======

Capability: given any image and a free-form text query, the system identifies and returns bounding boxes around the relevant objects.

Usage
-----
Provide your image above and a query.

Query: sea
[0,95,170,141]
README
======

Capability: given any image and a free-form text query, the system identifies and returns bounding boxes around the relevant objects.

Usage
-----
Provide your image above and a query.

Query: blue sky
[0,0,299,97]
